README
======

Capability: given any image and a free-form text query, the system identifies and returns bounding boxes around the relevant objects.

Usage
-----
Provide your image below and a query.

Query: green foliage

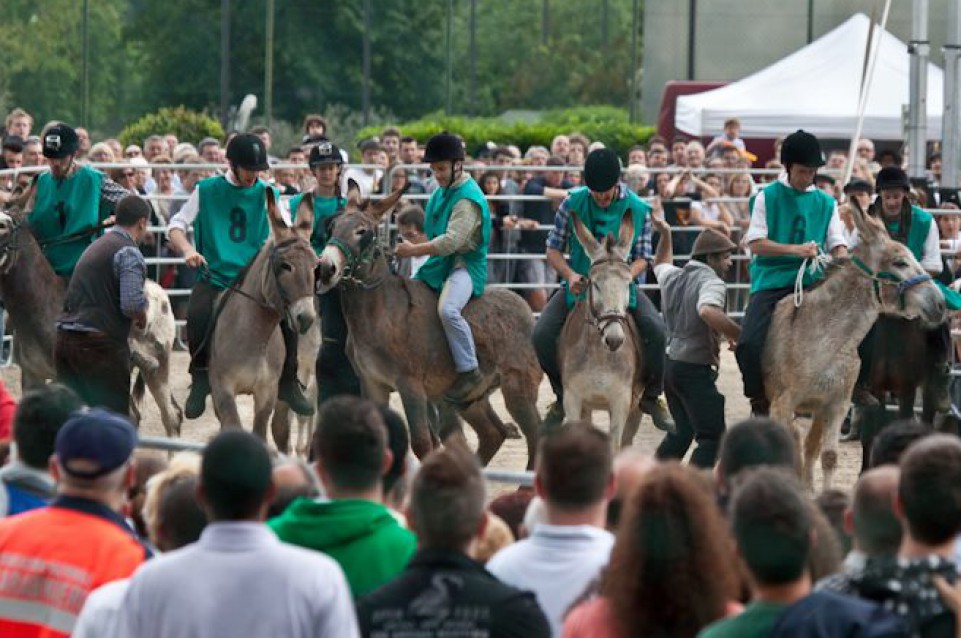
[118,107,224,148]
[357,107,655,158]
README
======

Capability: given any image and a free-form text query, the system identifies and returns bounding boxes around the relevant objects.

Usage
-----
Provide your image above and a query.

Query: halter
[850,255,932,311]
[205,237,305,317]
[325,225,389,289]
[0,216,24,274]
[585,256,632,335]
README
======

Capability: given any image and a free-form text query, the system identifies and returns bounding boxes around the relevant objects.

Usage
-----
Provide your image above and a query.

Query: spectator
[21,136,42,167]
[1,136,23,170]
[726,171,755,230]
[357,444,551,637]
[839,179,874,245]
[469,511,515,563]
[761,159,782,183]
[150,156,176,222]
[868,420,932,468]
[551,134,571,161]
[627,144,647,166]
[75,127,91,158]
[686,140,706,171]
[816,488,853,556]
[670,136,689,167]
[0,384,81,517]
[489,488,535,541]
[197,137,222,166]
[399,135,419,165]
[381,126,401,163]
[816,466,902,596]
[715,417,798,501]
[878,148,903,169]
[376,405,413,513]
[606,449,657,531]
[303,113,327,138]
[690,172,735,235]
[73,453,206,638]
[623,163,650,196]
[565,464,742,638]
[827,149,848,170]
[342,138,384,198]
[857,137,876,163]
[394,204,429,278]
[249,125,277,163]
[267,458,321,520]
[104,138,123,159]
[568,134,589,166]
[815,172,839,199]
[938,203,961,277]
[124,144,143,159]
[88,141,116,165]
[143,135,166,162]
[118,430,358,637]
[707,117,746,153]
[492,146,523,216]
[487,421,616,636]
[164,133,178,157]
[4,108,33,140]
[0,409,148,637]
[128,452,169,542]
[268,396,417,597]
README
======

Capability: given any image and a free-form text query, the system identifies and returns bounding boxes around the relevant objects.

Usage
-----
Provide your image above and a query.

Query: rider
[394,132,492,404]
[29,123,129,279]
[531,148,674,432]
[288,138,362,405]
[735,130,849,416]
[167,133,313,419]
[855,165,953,412]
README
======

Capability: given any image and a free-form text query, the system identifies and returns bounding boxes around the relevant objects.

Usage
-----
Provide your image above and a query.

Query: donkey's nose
[316,258,335,284]
[604,332,624,351]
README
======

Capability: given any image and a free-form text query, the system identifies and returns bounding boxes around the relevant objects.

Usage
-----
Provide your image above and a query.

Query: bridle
[0,215,24,274]
[206,237,306,317]
[324,220,389,290]
[585,256,632,335]
[850,254,932,311]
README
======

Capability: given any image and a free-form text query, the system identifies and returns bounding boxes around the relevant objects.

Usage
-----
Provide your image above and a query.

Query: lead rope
[794,249,833,307]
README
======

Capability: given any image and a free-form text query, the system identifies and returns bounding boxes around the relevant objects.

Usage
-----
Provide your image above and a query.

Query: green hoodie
[268,498,417,598]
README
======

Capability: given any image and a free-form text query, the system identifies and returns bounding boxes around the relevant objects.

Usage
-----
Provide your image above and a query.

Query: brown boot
[444,369,486,404]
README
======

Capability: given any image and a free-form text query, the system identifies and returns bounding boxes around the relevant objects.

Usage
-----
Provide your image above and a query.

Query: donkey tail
[132,371,146,406]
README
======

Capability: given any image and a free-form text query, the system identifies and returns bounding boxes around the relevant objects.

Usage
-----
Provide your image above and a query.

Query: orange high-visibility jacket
[0,501,147,637]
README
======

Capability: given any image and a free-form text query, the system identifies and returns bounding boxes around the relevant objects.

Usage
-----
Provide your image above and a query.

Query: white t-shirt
[73,579,130,638]
[744,174,847,252]
[486,523,614,637]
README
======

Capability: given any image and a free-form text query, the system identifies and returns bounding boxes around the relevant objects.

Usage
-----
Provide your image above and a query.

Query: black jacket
[356,548,550,638]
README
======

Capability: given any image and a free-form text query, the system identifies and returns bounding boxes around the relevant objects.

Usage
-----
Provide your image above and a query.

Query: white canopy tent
[675,13,944,140]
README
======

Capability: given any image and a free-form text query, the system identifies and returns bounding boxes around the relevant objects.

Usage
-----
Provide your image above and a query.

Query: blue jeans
[438,268,478,372]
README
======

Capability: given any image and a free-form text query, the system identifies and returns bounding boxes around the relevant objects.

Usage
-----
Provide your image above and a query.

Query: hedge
[355,106,655,159]
[118,106,224,149]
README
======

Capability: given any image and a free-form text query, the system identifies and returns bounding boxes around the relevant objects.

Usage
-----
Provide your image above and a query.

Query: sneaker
[543,401,565,431]
[640,395,675,434]
[185,372,210,419]
[851,385,879,407]
[279,377,315,417]
[444,369,487,404]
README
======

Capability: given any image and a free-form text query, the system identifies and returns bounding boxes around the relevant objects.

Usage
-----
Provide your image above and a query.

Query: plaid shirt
[546,184,653,283]
[110,227,148,317]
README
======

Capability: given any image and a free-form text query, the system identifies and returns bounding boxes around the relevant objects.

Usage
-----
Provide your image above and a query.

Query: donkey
[765,202,946,491]
[0,185,182,437]
[207,189,318,452]
[559,210,644,452]
[315,187,542,468]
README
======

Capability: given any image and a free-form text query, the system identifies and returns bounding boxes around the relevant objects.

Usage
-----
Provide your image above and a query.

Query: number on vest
[229,207,247,243]
[789,215,807,245]
[55,201,68,232]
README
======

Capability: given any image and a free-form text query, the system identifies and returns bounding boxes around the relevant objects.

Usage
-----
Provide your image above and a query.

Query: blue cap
[55,409,138,479]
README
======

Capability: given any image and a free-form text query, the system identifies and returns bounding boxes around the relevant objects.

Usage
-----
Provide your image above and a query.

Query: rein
[585,256,632,334]
[327,233,389,290]
[850,255,932,310]
[204,237,303,316]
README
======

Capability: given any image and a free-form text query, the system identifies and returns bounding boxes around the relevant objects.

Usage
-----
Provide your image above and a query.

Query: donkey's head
[315,182,407,291]
[850,200,946,328]
[571,209,635,351]
[0,177,37,272]
[265,188,317,333]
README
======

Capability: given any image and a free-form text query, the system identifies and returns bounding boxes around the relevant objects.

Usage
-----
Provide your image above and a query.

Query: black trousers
[316,289,361,405]
[655,359,725,468]
[735,286,793,401]
[531,287,666,402]
[55,330,131,415]
[186,279,299,380]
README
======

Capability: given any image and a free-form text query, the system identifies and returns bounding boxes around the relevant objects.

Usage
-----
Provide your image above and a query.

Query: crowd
[3,106,961,637]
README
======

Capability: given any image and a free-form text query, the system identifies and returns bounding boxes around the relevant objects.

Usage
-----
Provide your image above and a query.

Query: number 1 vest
[29,165,104,277]
[195,176,273,288]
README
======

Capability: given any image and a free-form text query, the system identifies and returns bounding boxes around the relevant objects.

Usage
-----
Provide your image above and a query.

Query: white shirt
[486,523,614,638]
[409,254,428,277]
[73,579,129,638]
[847,215,944,273]
[117,522,358,638]
[744,174,847,251]
[167,171,292,238]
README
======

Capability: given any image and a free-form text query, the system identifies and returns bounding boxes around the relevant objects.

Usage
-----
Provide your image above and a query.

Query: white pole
[943,0,961,190]
[843,0,893,186]
[907,0,930,179]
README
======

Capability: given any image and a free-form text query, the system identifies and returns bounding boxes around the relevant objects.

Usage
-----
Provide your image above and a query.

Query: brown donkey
[315,187,542,467]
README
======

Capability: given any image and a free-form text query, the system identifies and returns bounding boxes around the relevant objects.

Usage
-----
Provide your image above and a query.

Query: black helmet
[583,148,622,192]
[226,133,270,171]
[422,132,464,163]
[875,166,911,193]
[780,130,826,167]
[308,138,343,167]
[42,124,79,159]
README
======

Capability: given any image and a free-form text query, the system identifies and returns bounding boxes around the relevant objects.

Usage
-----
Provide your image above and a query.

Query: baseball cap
[55,408,138,479]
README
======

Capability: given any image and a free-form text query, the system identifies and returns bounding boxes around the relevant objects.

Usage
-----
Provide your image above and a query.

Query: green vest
[195,176,274,288]
[748,181,836,293]
[563,186,650,309]
[415,176,491,296]
[29,165,105,277]
[289,192,345,255]
[884,205,932,262]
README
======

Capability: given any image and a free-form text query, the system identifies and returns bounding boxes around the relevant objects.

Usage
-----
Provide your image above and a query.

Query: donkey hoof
[501,422,523,440]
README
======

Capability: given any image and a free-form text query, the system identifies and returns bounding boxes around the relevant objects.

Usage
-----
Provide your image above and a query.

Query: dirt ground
[0,348,862,495]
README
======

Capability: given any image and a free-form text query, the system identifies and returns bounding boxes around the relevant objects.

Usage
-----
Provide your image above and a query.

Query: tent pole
[844,0,893,186]
[907,0,930,179]
[943,0,961,192]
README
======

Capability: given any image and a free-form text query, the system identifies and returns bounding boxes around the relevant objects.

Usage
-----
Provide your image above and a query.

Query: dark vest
[60,230,138,344]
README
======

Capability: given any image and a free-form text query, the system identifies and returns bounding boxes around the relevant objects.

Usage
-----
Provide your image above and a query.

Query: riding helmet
[226,133,270,172]
[422,132,465,163]
[308,138,344,167]
[691,229,738,257]
[875,166,911,193]
[583,148,622,192]
[42,124,79,159]
[780,130,826,168]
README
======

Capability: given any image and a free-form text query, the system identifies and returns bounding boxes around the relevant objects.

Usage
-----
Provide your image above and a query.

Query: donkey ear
[617,208,635,253]
[346,179,362,208]
[7,174,39,218]
[265,187,290,238]
[370,184,410,221]
[571,211,601,257]
[294,193,314,241]
[849,198,880,243]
